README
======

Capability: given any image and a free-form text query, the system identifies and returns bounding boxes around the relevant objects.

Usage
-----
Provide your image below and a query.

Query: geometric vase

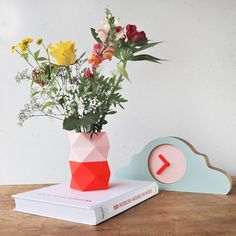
[69,132,111,191]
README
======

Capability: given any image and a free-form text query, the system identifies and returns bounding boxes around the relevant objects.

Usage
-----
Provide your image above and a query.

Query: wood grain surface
[0,177,236,236]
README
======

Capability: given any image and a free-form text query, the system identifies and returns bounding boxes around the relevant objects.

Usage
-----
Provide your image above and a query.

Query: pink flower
[88,53,103,69]
[93,43,103,53]
[84,69,92,78]
[105,47,115,53]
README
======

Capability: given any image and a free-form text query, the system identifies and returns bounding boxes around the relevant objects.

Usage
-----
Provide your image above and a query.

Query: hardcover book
[12,180,158,225]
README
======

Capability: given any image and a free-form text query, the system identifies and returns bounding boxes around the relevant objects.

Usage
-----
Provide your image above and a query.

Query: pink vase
[69,132,111,191]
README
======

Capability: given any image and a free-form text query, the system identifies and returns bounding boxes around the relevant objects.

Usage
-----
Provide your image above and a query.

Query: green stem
[99,61,127,130]
[42,43,52,75]
[26,46,40,67]
[29,114,63,120]
[16,50,34,68]
[109,61,127,100]
[66,66,73,84]
[65,66,79,120]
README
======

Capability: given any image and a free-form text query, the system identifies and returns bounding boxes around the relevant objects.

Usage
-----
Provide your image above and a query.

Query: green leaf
[133,41,147,47]
[34,50,40,59]
[77,51,86,62]
[51,87,58,95]
[117,62,130,81]
[106,111,117,115]
[118,98,128,103]
[102,120,108,124]
[42,101,57,110]
[90,28,102,43]
[130,54,162,63]
[31,91,40,97]
[133,41,163,53]
[118,103,125,109]
[63,113,100,131]
[78,113,100,126]
[37,57,48,61]
[51,65,59,74]
[22,53,29,62]
[63,116,79,131]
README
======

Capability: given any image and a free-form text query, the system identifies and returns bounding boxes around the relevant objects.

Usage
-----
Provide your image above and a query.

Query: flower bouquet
[13,9,163,191]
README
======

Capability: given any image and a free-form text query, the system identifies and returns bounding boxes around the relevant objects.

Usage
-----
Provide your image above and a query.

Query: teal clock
[115,137,232,195]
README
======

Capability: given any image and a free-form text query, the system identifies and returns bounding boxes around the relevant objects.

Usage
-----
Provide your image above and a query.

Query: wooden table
[1,178,236,236]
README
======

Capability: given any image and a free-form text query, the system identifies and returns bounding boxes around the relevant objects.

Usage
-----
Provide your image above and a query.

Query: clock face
[148,144,187,184]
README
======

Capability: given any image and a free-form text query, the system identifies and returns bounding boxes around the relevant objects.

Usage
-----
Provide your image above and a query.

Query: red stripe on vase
[69,161,111,191]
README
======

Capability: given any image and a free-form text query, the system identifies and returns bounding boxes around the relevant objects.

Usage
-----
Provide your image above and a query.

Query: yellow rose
[48,41,77,66]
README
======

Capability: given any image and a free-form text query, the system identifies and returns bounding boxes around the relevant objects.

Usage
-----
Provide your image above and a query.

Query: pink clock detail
[148,144,187,184]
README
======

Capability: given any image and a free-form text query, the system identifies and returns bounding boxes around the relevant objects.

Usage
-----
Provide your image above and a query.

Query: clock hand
[156,154,170,175]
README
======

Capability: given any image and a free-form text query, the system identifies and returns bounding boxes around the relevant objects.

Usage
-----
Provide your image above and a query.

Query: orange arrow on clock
[156,154,170,175]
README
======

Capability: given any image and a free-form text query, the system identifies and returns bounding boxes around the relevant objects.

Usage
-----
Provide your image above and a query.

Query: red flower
[126,24,137,33]
[32,69,46,86]
[126,24,148,42]
[84,69,92,78]
[36,80,46,86]
[130,31,147,42]
[116,26,123,33]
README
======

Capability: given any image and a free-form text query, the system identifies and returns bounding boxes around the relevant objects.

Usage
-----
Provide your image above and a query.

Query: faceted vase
[69,132,111,191]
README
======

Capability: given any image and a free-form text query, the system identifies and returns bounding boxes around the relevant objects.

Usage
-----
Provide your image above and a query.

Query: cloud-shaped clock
[115,137,232,195]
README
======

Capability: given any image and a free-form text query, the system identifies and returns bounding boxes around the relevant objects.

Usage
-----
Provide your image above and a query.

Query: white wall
[0,0,236,185]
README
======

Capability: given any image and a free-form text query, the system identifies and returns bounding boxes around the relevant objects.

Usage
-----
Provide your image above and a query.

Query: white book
[12,180,158,225]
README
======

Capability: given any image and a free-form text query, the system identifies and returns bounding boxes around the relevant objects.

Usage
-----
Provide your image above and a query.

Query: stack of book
[12,179,158,225]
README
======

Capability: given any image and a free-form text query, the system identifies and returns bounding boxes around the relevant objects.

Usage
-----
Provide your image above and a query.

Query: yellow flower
[48,41,77,66]
[12,38,33,54]
[22,38,33,45]
[17,42,27,54]
[36,38,43,45]
[11,45,16,53]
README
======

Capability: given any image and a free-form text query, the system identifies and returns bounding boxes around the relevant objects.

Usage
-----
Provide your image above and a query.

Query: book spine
[94,182,159,224]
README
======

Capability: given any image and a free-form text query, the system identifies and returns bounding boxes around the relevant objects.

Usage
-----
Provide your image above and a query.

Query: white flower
[101,18,110,31]
[114,17,120,26]
[116,30,125,40]
[96,29,107,43]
